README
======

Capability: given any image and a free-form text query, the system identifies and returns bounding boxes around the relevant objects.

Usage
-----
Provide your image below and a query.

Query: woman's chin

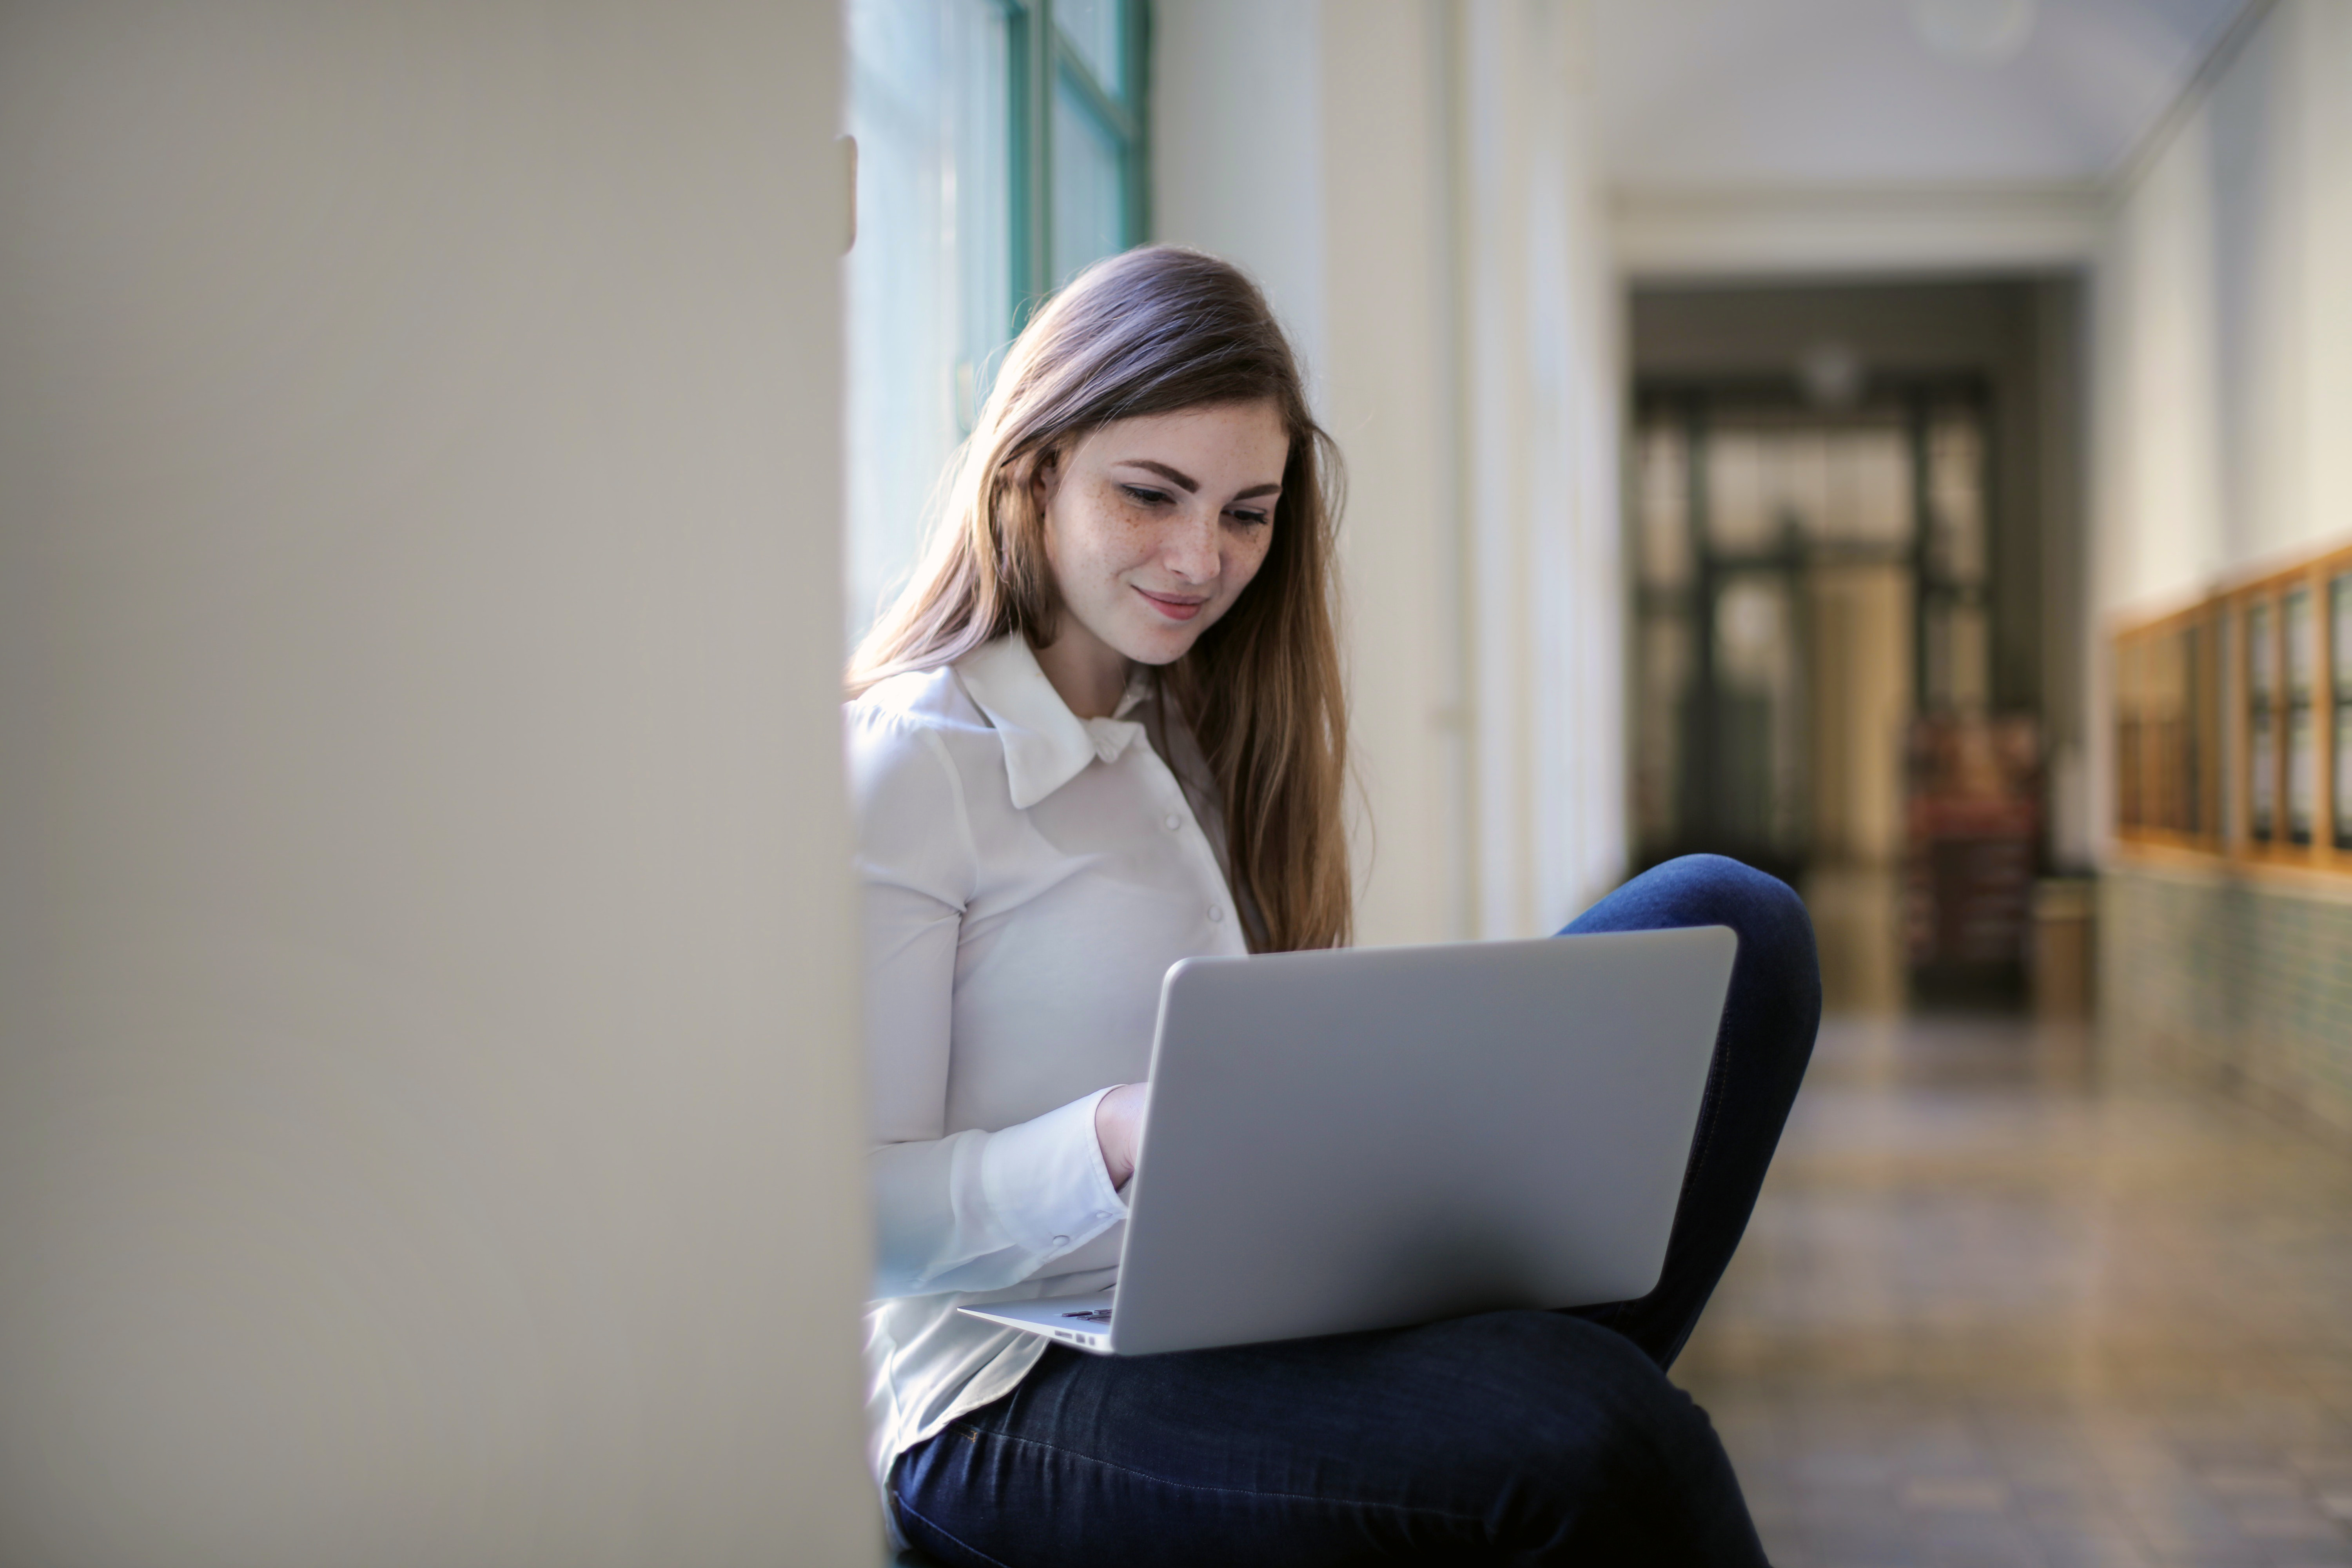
[1114,622,1205,667]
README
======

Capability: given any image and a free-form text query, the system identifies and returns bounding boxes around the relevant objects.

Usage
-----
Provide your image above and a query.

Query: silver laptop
[959,925,1738,1356]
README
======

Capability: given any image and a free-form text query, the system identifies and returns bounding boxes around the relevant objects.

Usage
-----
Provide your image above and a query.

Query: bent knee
[1408,1312,1717,1471]
[1651,854,1804,929]
[1646,857,1815,984]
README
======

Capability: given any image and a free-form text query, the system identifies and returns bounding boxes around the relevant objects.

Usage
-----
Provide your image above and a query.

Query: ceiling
[1592,0,2254,191]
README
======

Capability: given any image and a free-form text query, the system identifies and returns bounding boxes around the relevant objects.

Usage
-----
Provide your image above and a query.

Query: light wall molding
[1612,182,2106,279]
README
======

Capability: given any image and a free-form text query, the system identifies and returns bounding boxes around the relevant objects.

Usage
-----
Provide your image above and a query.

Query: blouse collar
[956,633,1152,809]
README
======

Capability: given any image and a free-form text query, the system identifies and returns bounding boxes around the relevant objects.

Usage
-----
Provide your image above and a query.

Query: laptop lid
[1103,925,1737,1356]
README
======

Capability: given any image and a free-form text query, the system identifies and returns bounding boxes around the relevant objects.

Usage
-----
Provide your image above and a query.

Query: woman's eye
[1227,509,1270,528]
[1120,485,1173,507]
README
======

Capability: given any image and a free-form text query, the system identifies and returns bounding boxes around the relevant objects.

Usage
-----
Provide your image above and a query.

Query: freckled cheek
[1087,501,1161,573]
[1114,515,1161,562]
[1058,508,1131,588]
[1225,535,1275,595]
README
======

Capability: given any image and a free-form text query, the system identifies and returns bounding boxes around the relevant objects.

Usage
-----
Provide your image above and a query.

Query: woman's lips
[1135,587,1207,622]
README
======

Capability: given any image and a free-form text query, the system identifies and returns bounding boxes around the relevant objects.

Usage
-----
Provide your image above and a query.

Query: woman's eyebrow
[1118,459,1200,493]
[1118,458,1281,501]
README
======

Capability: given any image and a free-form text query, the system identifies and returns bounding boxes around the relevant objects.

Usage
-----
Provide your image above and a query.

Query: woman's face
[1034,400,1289,672]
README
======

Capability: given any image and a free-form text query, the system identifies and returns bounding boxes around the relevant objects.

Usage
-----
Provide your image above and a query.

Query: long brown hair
[848,245,1350,953]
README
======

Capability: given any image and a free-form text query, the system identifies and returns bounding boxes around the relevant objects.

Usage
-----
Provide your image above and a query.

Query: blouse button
[1051,1235,1071,1248]
[1208,904,1225,923]
[1163,813,1183,831]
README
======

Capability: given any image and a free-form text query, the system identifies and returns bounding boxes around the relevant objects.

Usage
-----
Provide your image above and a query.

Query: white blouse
[848,633,1250,1492]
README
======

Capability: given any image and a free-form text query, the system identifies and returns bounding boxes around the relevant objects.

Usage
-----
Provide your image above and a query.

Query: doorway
[1630,379,1996,1009]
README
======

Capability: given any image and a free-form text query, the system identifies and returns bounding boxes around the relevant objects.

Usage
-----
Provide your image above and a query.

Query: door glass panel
[1637,424,1690,588]
[1712,575,1805,853]
[1629,394,1985,900]
[1823,427,1909,545]
[1704,430,1779,554]
[1926,412,1986,584]
[1635,612,1691,846]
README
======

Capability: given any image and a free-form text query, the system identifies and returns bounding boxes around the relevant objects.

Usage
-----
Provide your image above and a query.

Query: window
[845,0,1150,642]
[2114,613,2216,842]
[2113,540,2352,871]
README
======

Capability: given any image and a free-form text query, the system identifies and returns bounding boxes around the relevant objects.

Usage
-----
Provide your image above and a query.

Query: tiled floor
[1674,1015,2352,1568]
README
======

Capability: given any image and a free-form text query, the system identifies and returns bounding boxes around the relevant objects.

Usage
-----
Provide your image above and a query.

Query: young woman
[847,245,1820,1567]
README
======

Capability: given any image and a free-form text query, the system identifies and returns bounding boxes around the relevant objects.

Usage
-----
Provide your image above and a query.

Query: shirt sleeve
[848,704,1129,1300]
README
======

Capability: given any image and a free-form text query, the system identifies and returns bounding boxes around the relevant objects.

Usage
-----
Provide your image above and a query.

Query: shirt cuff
[977,1086,1129,1259]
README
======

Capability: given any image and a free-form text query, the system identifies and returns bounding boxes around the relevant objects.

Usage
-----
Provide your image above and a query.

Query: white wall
[1155,0,1627,945]
[2088,0,2352,850]
[0,6,876,1564]
[1150,0,1330,397]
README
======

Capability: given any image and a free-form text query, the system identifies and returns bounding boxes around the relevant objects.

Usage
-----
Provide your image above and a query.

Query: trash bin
[2030,877,2095,1020]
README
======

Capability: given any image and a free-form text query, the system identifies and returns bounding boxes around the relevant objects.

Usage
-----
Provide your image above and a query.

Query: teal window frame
[1005,0,1152,328]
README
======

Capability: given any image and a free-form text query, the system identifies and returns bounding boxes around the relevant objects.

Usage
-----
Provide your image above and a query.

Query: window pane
[2249,600,2275,701]
[2249,601,2274,841]
[2217,605,2237,837]
[846,0,1011,642]
[2335,575,2351,849]
[2335,573,2352,691]
[2121,638,2145,829]
[2339,698,2352,850]
[1634,610,1690,848]
[2286,586,2314,700]
[2289,706,2316,843]
[2287,587,2314,842]
[2180,625,2204,835]
[1056,0,1124,96]
[1051,78,1125,287]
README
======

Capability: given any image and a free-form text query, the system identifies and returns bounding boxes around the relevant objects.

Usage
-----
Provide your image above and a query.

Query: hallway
[1677,1017,2352,1568]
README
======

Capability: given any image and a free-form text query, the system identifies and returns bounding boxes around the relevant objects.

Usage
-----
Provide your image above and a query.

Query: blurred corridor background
[857,0,2352,1559]
[5,1,2351,1563]
[852,7,2352,1553]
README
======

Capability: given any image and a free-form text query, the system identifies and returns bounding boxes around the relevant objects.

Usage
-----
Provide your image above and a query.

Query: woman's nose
[1161,507,1221,581]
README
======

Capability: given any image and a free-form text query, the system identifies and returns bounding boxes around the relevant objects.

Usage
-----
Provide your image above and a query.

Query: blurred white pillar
[1454,0,1627,938]
[0,5,875,1564]
[1158,0,1626,944]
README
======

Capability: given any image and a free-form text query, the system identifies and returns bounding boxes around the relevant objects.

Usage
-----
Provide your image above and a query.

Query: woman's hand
[1094,1083,1148,1191]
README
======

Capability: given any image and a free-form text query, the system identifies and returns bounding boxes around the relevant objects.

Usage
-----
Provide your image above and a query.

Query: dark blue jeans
[893,855,1821,1567]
